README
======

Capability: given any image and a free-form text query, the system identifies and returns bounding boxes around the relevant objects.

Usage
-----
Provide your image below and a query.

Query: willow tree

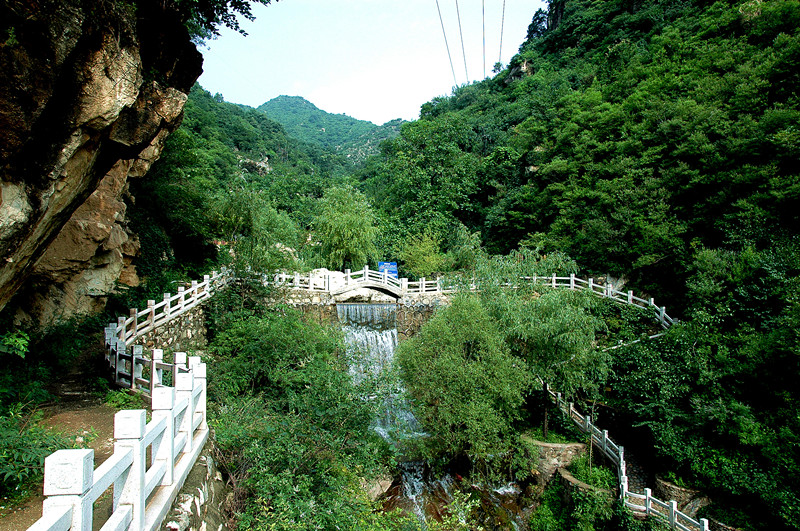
[313,185,378,270]
[474,249,608,438]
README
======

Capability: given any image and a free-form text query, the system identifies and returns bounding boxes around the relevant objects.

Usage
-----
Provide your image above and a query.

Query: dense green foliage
[130,84,358,288]
[397,295,531,460]
[313,185,378,270]
[6,0,796,527]
[205,286,403,529]
[257,96,404,163]
[0,408,72,500]
[351,1,800,527]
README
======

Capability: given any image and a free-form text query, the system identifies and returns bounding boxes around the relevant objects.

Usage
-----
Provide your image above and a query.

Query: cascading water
[336,303,423,443]
[337,303,525,529]
[337,303,448,525]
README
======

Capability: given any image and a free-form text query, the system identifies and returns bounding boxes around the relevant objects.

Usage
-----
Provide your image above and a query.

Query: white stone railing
[103,269,230,395]
[277,267,675,328]
[548,389,710,531]
[273,266,442,297]
[27,270,228,531]
[28,359,208,531]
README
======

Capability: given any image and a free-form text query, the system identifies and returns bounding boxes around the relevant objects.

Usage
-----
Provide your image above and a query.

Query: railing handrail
[547,388,709,531]
[28,270,227,531]
[274,268,676,329]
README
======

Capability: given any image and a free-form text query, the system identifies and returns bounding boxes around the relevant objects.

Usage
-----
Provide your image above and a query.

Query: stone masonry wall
[139,305,206,352]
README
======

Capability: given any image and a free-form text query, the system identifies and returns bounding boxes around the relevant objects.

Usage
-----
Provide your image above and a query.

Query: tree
[473,250,608,437]
[211,184,301,274]
[313,185,378,270]
[396,230,445,278]
[396,294,531,461]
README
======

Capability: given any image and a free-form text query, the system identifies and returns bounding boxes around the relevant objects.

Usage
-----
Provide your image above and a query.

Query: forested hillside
[3,0,799,529]
[257,95,404,163]
[126,85,357,292]
[355,1,800,528]
[121,2,800,527]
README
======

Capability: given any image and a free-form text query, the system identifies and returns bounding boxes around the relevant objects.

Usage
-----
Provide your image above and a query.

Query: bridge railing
[276,268,675,329]
[547,388,709,531]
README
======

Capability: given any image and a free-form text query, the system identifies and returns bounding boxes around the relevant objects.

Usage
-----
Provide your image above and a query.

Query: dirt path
[0,397,119,531]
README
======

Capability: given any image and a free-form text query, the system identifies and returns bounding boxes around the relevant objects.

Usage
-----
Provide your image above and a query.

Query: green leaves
[397,295,531,461]
[313,185,378,270]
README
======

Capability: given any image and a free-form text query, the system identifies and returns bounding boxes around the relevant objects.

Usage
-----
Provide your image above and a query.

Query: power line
[482,0,486,79]
[498,0,506,65]
[435,0,459,87]
[454,0,469,84]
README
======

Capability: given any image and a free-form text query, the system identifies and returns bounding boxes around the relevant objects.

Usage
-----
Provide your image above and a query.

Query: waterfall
[337,303,422,441]
[337,303,528,529]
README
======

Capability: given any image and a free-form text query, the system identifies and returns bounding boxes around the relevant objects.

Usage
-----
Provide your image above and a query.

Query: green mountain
[356,1,800,528]
[257,95,403,163]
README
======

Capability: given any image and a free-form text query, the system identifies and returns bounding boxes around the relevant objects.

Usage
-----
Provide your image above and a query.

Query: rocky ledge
[0,0,202,326]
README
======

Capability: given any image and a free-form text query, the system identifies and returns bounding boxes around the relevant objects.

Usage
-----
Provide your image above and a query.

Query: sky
[198,0,547,125]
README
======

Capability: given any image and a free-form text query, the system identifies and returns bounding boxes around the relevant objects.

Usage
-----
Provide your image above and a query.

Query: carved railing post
[114,410,147,530]
[41,449,94,530]
[151,387,176,486]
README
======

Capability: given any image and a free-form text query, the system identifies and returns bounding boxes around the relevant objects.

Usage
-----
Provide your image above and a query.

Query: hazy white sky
[198,0,546,125]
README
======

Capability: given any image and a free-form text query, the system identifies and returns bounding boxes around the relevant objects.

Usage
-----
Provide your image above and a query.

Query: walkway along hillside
[27,271,230,531]
[26,267,708,531]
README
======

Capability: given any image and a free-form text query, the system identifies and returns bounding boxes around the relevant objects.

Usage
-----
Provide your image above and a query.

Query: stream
[336,303,529,529]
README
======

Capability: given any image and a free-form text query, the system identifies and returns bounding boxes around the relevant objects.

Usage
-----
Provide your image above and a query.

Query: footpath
[0,347,119,531]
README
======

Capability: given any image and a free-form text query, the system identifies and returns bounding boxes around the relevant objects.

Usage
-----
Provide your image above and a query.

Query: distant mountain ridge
[257,95,403,164]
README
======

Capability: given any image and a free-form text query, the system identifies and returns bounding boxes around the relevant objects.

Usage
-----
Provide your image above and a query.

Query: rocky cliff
[0,0,202,326]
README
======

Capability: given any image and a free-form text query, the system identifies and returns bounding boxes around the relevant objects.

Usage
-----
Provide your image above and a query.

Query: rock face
[0,0,202,326]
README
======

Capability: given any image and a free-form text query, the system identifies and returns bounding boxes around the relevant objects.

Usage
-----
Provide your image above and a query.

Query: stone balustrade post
[130,308,138,337]
[150,349,164,393]
[669,500,678,527]
[588,278,594,292]
[189,357,207,430]
[163,293,171,317]
[644,488,652,514]
[131,345,143,390]
[147,300,155,329]
[177,286,185,310]
[176,371,195,455]
[115,339,126,385]
[151,387,176,486]
[570,273,575,289]
[174,352,187,372]
[42,448,94,530]
[114,410,147,530]
[117,316,126,344]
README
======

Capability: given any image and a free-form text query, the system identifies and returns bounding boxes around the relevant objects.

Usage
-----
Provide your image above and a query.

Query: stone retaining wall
[397,302,442,341]
[139,305,207,352]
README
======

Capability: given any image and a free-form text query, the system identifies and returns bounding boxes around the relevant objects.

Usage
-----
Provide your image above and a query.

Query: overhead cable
[435,0,459,87]
[498,0,506,65]
[482,0,486,78]
[454,0,469,83]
